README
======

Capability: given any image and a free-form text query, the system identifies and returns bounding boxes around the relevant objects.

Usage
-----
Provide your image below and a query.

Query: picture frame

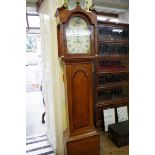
[103,108,116,132]
[117,106,128,122]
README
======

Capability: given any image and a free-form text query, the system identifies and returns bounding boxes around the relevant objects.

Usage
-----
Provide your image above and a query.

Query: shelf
[96,97,129,107]
[97,55,129,60]
[98,40,128,43]
[98,21,129,26]
[96,81,128,90]
[96,70,129,74]
[97,68,128,74]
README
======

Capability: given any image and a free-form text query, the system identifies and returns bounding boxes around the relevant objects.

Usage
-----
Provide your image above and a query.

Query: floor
[100,132,129,155]
[26,91,46,137]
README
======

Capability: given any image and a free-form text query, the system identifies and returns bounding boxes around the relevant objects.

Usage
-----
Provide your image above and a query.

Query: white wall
[118,9,129,24]
[39,0,55,150]
[39,0,66,154]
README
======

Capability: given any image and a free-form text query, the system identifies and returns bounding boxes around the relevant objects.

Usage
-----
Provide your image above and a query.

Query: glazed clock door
[65,62,95,136]
[65,16,92,55]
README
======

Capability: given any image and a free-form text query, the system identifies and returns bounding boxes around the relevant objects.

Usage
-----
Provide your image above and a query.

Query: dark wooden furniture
[95,21,129,130]
[56,3,100,155]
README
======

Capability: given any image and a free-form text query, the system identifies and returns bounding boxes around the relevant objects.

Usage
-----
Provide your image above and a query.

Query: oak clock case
[56,4,100,155]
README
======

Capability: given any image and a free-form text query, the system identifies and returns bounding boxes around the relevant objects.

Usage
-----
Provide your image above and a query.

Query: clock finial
[63,2,68,9]
[89,3,95,11]
[76,0,80,6]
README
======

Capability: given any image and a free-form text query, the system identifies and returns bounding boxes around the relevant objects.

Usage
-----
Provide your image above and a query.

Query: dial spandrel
[66,16,91,54]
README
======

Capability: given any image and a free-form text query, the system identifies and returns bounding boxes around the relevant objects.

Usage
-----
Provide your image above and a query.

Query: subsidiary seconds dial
[66,16,91,54]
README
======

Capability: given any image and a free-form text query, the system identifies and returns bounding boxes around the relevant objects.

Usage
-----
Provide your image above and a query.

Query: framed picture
[26,34,38,52]
[117,106,128,122]
[103,108,116,132]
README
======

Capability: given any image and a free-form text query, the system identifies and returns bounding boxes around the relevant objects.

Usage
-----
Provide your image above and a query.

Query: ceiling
[26,0,129,14]
[26,0,38,5]
[26,0,37,9]
[94,0,128,9]
[94,0,128,14]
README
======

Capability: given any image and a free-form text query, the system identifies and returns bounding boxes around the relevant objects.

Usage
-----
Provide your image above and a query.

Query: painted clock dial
[66,16,91,54]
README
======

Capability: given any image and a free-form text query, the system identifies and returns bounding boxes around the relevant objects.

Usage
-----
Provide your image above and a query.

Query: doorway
[26,8,55,154]
[26,33,45,137]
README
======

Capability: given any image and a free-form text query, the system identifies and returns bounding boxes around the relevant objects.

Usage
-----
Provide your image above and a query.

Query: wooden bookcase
[95,21,129,130]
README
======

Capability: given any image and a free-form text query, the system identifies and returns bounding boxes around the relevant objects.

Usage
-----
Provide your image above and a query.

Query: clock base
[64,130,100,155]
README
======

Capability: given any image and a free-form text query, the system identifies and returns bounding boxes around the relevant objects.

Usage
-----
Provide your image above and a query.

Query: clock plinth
[64,129,100,155]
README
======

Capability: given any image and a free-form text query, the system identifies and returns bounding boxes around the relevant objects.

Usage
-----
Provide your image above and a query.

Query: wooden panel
[72,70,89,129]
[66,134,100,155]
[66,62,94,135]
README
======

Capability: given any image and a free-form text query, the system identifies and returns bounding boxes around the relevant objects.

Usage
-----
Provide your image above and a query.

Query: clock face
[66,16,91,54]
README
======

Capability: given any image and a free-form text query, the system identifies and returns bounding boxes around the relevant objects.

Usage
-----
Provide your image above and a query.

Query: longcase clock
[55,2,100,155]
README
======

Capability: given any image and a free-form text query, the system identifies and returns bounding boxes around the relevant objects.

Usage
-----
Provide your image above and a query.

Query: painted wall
[39,0,66,154]
[39,0,93,154]
[118,9,129,24]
